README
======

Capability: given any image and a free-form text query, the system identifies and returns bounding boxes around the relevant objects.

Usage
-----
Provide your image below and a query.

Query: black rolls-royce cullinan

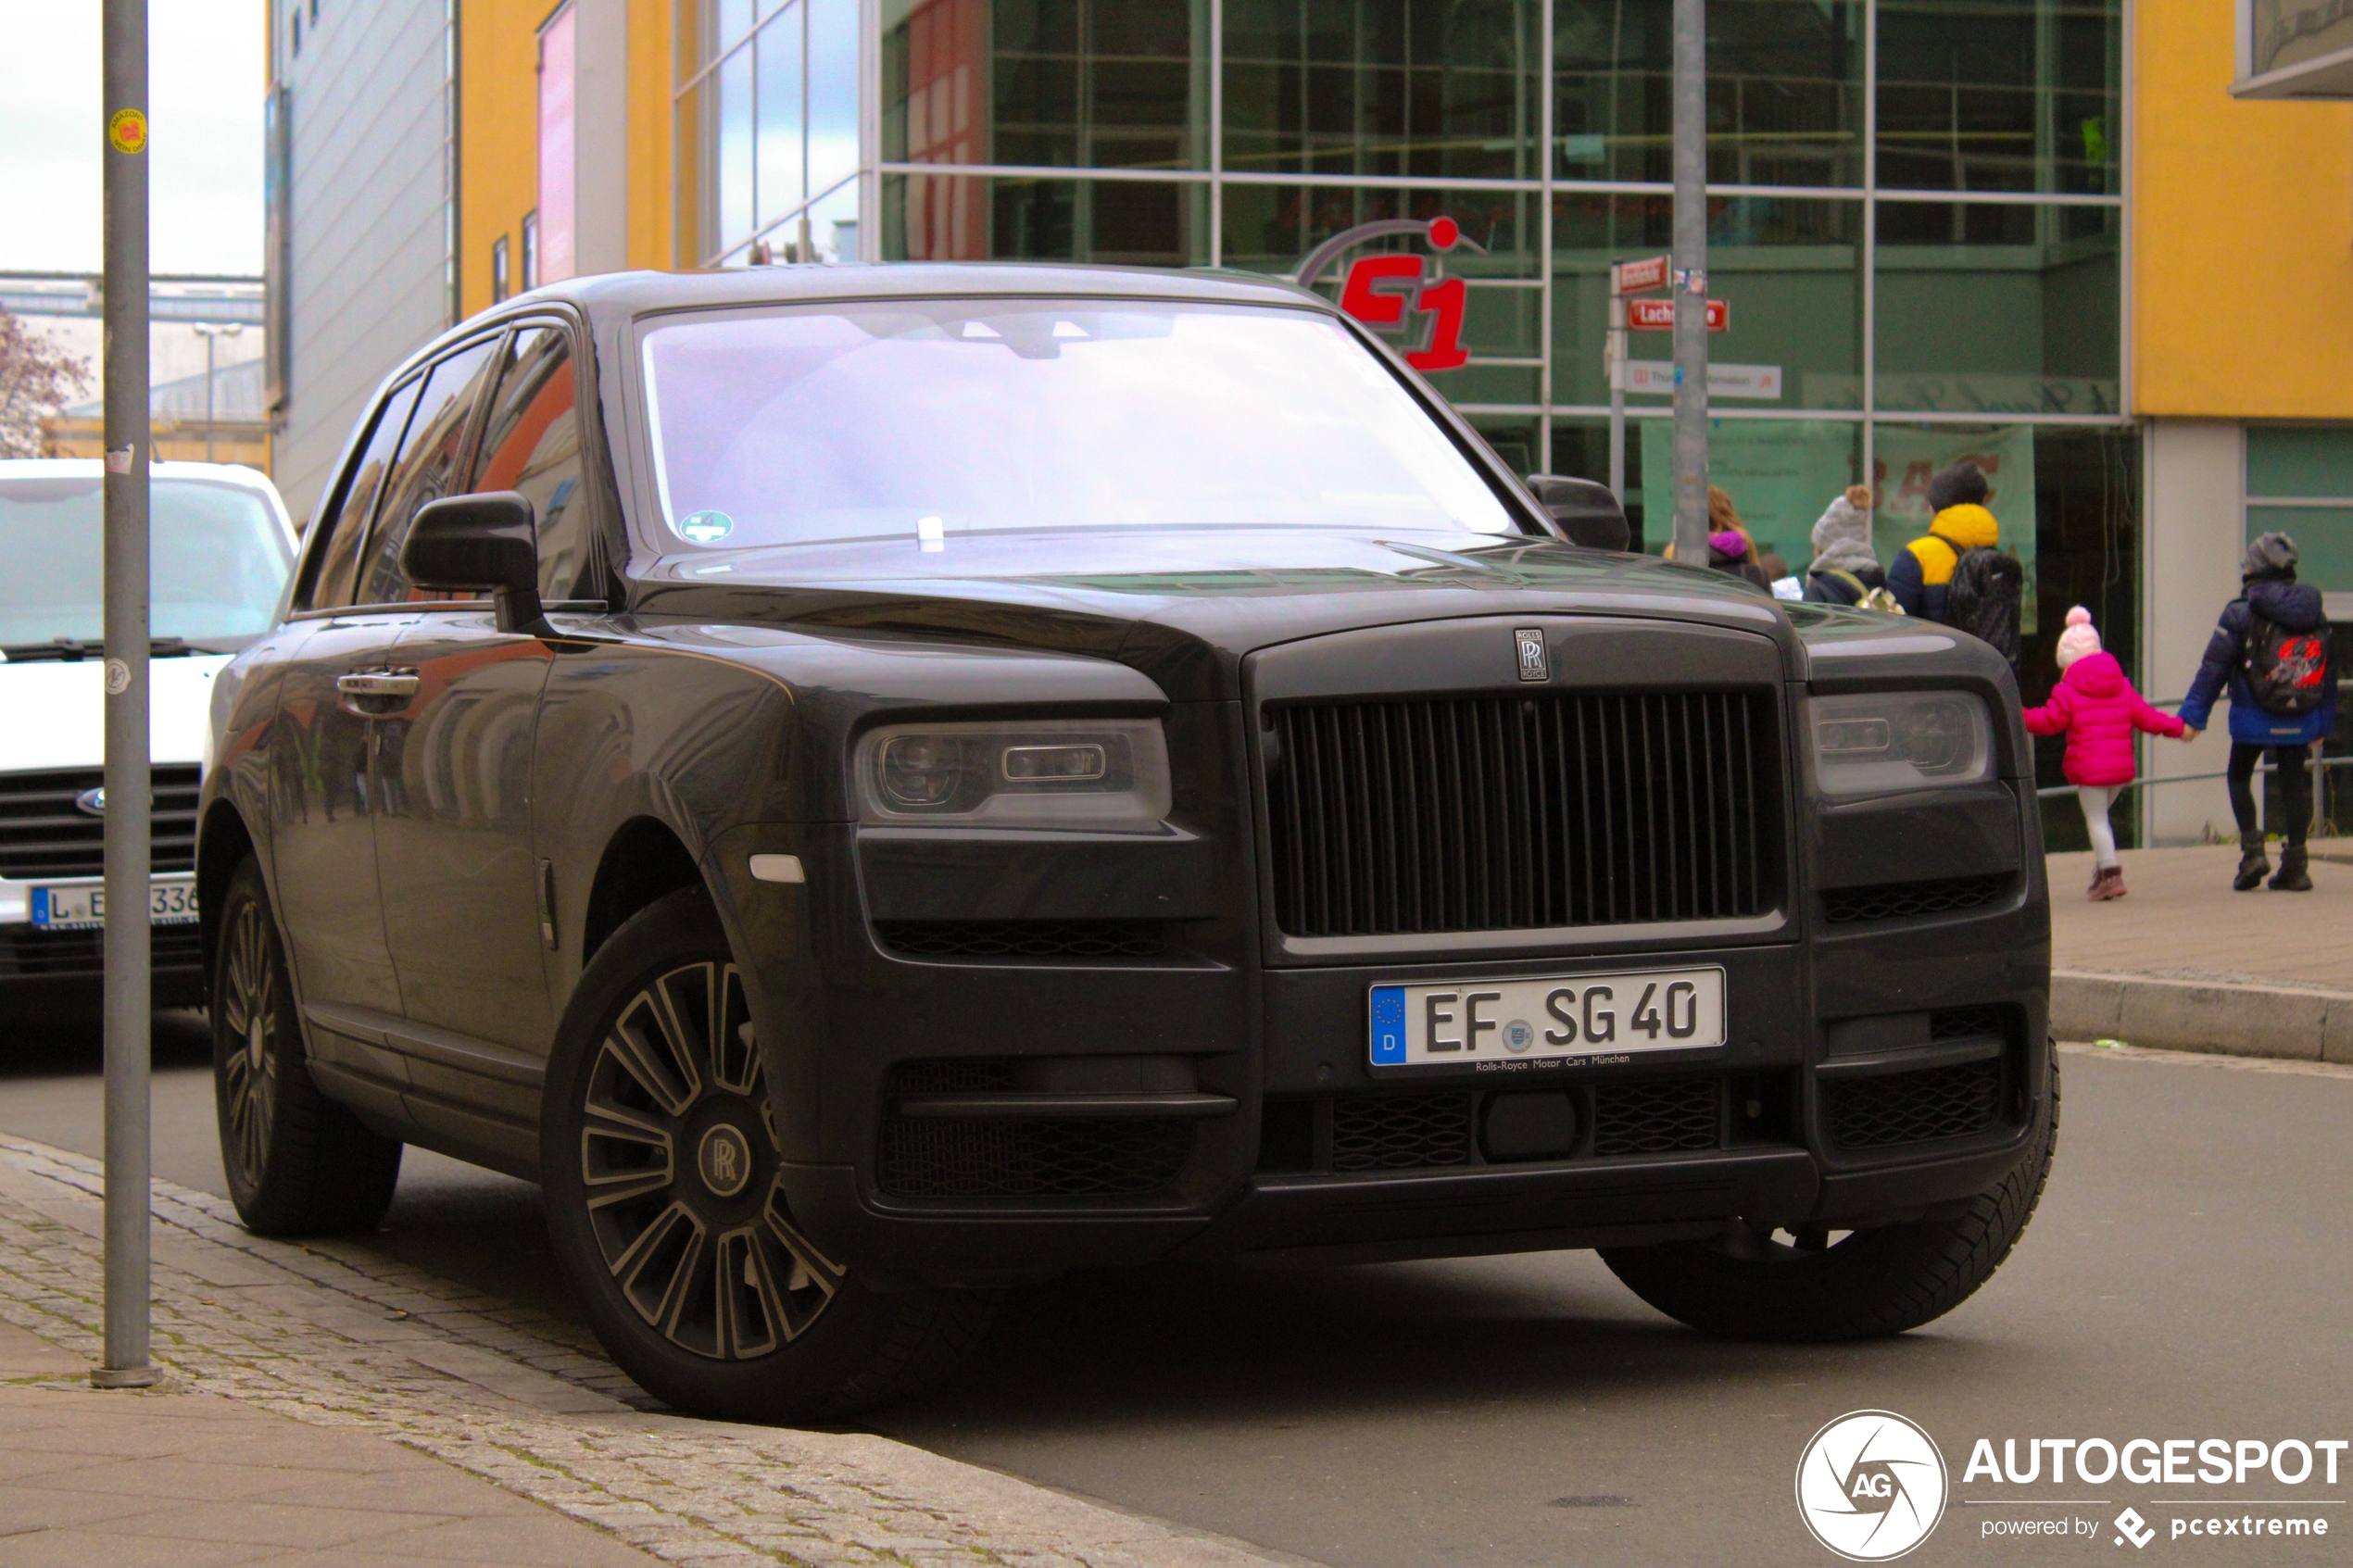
[199,264,2054,1420]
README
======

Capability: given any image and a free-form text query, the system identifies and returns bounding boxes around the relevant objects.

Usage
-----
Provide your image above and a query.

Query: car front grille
[1265,691,1778,937]
[0,766,203,880]
[1821,873,2009,925]
[1823,1057,2007,1149]
[874,919,1168,960]
[0,922,205,981]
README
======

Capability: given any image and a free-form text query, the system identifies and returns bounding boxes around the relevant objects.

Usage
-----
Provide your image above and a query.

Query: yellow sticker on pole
[108,108,147,155]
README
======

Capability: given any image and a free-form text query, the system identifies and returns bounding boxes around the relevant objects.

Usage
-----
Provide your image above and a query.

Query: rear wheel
[1601,1052,2057,1341]
[212,858,403,1235]
[541,889,994,1421]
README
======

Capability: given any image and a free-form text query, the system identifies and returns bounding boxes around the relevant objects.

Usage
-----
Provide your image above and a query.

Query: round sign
[1793,1410,1948,1562]
[108,108,148,156]
[679,509,734,544]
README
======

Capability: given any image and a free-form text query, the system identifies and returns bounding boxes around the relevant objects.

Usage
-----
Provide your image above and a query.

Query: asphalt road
[4,1008,2347,1568]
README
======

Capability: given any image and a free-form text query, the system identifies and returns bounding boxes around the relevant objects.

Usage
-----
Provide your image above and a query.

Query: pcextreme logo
[1796,1410,1951,1562]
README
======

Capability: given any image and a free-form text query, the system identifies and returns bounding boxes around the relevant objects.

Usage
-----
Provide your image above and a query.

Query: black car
[200,264,2054,1420]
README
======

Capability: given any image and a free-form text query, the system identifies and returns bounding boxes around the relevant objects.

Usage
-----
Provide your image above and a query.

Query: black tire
[212,857,403,1236]
[541,888,994,1422]
[1600,1051,2058,1342]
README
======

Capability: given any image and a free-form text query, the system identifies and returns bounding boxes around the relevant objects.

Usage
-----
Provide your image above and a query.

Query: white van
[0,459,296,1004]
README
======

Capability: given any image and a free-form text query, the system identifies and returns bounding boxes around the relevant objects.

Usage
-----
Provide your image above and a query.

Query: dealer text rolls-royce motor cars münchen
[199,265,2054,1420]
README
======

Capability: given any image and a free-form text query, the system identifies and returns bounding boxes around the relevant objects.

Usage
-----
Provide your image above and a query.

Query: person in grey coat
[1803,485,1890,607]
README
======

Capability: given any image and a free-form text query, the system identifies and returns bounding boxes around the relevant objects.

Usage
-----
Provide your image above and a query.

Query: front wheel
[541,889,994,1422]
[211,857,403,1236]
[1601,1052,2057,1342]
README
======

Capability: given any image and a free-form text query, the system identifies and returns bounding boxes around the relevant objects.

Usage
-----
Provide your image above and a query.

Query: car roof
[0,458,296,537]
[474,261,1333,334]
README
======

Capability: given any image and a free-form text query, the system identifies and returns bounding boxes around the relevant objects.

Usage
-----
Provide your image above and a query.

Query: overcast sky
[0,0,265,275]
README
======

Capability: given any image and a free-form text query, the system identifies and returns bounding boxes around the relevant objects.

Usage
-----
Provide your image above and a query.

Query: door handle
[336,671,421,698]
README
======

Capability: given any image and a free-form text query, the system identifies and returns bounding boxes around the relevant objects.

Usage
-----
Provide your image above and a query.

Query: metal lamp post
[94,0,155,1391]
[191,321,243,464]
[1670,0,1711,564]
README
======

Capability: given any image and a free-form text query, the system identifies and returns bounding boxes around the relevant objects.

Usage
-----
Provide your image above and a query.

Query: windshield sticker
[679,509,735,544]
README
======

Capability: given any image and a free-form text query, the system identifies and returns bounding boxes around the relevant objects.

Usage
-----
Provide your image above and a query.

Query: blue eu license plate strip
[1370,986,1408,1065]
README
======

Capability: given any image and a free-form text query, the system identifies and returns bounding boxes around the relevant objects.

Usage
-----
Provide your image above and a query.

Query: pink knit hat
[2055,605,2101,669]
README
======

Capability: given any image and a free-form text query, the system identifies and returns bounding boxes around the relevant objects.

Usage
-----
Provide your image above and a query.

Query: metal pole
[202,330,214,463]
[1608,270,1626,503]
[1670,0,1709,563]
[95,0,155,1391]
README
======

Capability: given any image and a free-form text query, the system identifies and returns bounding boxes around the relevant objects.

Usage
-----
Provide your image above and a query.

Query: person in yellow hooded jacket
[1886,462,1999,624]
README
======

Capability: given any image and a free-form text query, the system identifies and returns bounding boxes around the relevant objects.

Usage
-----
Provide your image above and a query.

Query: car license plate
[1369,966,1727,1068]
[31,876,199,931]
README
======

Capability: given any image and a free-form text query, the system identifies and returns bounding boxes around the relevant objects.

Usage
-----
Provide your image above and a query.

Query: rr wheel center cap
[695,1122,756,1200]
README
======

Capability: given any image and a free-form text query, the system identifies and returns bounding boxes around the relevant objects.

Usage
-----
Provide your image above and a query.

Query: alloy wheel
[217,897,279,1186]
[577,960,840,1360]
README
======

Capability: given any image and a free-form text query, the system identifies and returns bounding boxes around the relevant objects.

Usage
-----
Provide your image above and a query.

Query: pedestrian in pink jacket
[2022,607,2190,901]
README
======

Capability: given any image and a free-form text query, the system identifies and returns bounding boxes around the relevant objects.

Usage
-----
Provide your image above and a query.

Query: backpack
[1821,568,1906,616]
[1941,544,2024,665]
[2243,610,2333,716]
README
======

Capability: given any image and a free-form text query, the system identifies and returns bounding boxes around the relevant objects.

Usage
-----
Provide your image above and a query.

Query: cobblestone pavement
[0,1135,1307,1568]
[2049,843,2353,989]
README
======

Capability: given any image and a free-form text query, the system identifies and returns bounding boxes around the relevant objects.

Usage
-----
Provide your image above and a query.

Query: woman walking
[2178,533,2337,891]
[2022,607,2189,900]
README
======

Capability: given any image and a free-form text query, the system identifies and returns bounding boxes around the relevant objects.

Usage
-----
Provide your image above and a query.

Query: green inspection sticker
[678,509,734,544]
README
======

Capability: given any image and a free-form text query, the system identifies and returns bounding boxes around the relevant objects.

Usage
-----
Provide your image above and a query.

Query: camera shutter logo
[1794,1410,1948,1562]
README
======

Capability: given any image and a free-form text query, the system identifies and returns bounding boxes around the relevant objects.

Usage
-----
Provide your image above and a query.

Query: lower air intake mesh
[1592,1077,1722,1155]
[875,920,1168,959]
[1821,873,2009,925]
[1331,1093,1472,1172]
[1824,1058,2006,1149]
[876,1060,1190,1198]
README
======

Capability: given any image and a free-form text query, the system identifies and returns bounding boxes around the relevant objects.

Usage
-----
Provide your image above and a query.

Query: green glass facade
[684,0,2139,832]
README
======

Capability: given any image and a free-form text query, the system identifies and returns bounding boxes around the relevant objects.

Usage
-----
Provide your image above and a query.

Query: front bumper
[0,916,207,996]
[728,821,2052,1283]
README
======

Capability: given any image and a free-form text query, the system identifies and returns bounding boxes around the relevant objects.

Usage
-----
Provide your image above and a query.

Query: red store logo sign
[1292,216,1479,374]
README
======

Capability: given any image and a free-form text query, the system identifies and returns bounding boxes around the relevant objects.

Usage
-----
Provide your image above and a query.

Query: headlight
[1809,691,1994,796]
[856,719,1172,830]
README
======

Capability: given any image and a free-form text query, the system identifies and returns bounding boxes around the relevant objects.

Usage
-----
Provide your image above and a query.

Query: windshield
[639,299,1518,550]
[0,475,292,648]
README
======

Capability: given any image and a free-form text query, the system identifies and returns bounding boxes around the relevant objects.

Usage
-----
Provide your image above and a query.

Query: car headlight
[855,719,1172,830]
[1809,691,1994,796]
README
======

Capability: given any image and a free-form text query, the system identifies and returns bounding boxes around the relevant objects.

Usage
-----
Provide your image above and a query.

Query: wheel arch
[580,814,710,969]
[196,797,259,995]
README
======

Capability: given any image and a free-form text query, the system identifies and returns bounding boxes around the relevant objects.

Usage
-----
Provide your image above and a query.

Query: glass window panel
[881,173,1210,265]
[0,476,294,646]
[713,0,758,54]
[1554,0,1864,187]
[807,177,863,263]
[472,327,589,600]
[1872,199,2120,416]
[882,0,988,166]
[307,377,422,608]
[2248,427,2353,498]
[1875,0,2121,195]
[1223,0,1541,182]
[755,6,804,232]
[357,336,503,605]
[1637,418,1860,569]
[1553,194,1862,410]
[2250,506,2353,593]
[716,45,756,257]
[809,0,861,194]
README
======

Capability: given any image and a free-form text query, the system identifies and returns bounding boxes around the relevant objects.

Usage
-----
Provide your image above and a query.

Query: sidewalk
[0,1135,1306,1568]
[2049,843,2353,1060]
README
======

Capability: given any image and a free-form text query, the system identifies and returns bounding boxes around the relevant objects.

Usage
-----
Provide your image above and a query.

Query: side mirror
[403,492,552,636]
[1525,474,1630,553]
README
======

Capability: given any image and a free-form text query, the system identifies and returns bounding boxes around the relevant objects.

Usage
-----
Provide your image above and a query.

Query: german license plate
[1369,966,1727,1068]
[31,876,198,931]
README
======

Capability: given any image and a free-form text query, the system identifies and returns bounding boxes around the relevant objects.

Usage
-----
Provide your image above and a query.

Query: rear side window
[354,335,503,605]
[303,377,422,610]
[472,324,589,600]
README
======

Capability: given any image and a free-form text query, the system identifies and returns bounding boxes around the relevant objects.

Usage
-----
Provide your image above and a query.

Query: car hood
[629,528,1806,700]
[0,655,228,771]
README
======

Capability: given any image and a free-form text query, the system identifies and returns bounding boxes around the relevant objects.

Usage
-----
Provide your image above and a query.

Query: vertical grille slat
[1265,691,1779,938]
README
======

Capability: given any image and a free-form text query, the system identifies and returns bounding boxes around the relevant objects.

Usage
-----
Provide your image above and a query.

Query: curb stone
[2052,969,2353,1064]
[0,1133,1317,1568]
